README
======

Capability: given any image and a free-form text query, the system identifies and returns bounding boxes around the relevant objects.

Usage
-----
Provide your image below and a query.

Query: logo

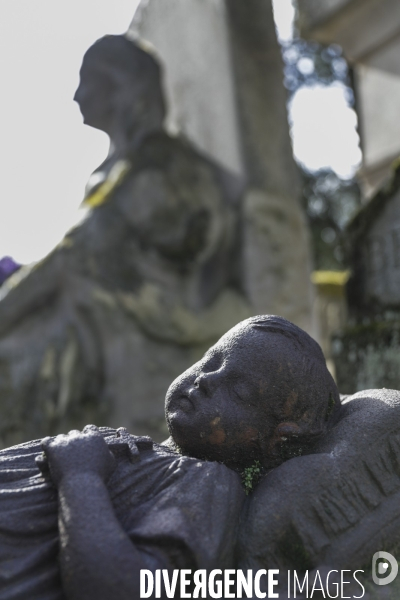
[372,552,398,586]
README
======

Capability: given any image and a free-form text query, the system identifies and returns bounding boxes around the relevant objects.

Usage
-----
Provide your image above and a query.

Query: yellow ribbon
[82,159,131,208]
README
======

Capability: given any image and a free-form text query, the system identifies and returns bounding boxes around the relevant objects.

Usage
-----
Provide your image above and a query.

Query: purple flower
[0,256,21,286]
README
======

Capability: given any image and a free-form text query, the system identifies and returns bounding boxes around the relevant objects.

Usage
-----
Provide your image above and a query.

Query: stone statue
[3,315,399,598]
[0,315,335,598]
[238,386,400,598]
[0,35,250,447]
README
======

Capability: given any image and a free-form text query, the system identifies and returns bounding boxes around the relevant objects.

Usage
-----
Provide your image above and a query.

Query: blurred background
[0,0,361,266]
[1,0,399,443]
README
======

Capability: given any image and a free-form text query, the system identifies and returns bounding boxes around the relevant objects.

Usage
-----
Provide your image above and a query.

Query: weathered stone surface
[242,190,313,332]
[0,428,245,598]
[311,270,348,380]
[2,317,400,598]
[298,0,400,63]
[0,133,250,445]
[346,164,400,314]
[132,0,315,336]
[355,58,400,199]
[333,321,400,393]
[362,192,400,305]
[297,0,353,34]
[0,316,340,598]
[334,165,400,392]
[239,387,400,598]
[130,0,244,177]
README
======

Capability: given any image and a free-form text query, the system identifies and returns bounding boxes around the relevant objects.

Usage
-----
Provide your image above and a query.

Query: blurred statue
[0,35,249,446]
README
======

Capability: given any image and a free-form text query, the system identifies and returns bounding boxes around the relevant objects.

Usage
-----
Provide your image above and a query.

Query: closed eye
[200,352,223,373]
[233,382,259,406]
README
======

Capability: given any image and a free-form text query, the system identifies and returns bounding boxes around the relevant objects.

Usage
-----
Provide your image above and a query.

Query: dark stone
[0,428,243,599]
[239,388,400,598]
[345,164,400,316]
[2,317,400,598]
[0,315,342,598]
[334,163,400,392]
[333,320,400,394]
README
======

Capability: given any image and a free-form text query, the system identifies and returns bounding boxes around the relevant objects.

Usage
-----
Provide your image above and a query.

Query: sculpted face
[74,61,116,132]
[165,324,278,469]
[74,37,166,143]
[165,316,340,470]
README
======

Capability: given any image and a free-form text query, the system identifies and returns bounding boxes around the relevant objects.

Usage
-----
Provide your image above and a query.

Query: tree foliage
[279,18,361,270]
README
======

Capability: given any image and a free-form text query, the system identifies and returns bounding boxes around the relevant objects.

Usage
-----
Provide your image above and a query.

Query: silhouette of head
[74,35,166,138]
[165,315,340,470]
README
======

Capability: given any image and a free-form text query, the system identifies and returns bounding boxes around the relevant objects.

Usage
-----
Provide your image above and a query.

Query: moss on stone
[241,460,262,495]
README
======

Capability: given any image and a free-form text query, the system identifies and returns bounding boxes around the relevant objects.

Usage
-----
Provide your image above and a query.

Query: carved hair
[250,315,326,363]
[247,315,340,460]
[82,35,166,134]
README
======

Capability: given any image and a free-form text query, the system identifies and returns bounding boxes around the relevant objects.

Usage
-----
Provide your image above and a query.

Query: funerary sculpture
[0,35,248,446]
[1,315,400,598]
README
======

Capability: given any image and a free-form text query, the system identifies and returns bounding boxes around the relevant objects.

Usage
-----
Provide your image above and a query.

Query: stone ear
[274,421,301,442]
[264,421,303,467]
[268,421,325,466]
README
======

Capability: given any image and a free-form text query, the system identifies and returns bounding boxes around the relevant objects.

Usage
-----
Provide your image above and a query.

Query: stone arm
[57,474,153,600]
[42,427,169,600]
[0,248,65,337]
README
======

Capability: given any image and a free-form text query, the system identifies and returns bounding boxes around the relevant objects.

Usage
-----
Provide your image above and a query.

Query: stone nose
[73,83,85,105]
[193,371,220,394]
[73,87,80,103]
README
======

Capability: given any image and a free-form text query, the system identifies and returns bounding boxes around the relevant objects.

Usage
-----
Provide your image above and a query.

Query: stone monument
[333,164,400,392]
[130,0,315,334]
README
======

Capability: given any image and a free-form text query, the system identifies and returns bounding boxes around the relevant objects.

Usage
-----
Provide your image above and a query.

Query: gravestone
[130,0,243,178]
[333,163,400,392]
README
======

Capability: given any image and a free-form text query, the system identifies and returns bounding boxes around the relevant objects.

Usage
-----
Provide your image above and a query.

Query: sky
[0,0,361,265]
[272,0,362,179]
